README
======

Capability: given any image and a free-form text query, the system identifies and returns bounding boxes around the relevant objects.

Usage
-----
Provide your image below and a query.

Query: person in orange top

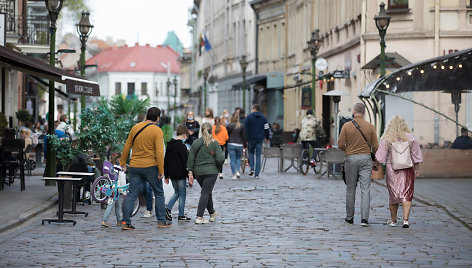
[212,116,229,179]
[120,107,168,230]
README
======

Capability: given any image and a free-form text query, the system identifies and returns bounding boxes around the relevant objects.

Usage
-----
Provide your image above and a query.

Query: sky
[62,0,194,47]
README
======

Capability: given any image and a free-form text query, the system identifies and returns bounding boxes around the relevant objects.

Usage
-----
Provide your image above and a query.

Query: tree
[62,0,89,21]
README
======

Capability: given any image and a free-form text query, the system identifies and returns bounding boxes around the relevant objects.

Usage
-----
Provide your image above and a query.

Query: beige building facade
[284,0,472,146]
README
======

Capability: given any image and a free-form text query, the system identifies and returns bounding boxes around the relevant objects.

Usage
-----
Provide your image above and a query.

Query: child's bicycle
[91,168,140,218]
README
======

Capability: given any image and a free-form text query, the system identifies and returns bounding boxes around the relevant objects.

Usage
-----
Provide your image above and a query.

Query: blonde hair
[201,122,213,146]
[205,107,214,118]
[230,112,240,129]
[382,116,411,142]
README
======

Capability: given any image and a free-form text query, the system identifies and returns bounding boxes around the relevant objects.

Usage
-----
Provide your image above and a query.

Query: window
[141,82,148,96]
[388,0,408,9]
[115,82,121,95]
[127,82,135,97]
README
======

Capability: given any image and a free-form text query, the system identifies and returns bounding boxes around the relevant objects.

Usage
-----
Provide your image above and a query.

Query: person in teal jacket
[187,122,225,224]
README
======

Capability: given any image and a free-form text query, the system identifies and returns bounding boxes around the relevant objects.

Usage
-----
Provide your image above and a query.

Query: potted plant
[16,109,32,126]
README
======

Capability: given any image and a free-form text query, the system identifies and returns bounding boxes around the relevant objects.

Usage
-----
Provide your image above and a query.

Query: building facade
[283,0,472,146]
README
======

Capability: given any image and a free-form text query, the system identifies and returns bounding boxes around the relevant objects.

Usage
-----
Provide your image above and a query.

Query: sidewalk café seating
[281,143,302,173]
[262,147,282,172]
[0,139,26,191]
[319,147,345,179]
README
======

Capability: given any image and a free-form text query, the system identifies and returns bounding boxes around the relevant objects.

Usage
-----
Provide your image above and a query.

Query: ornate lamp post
[44,0,63,180]
[203,69,209,110]
[374,2,391,135]
[173,76,178,129]
[76,11,94,111]
[307,29,322,114]
[374,2,391,78]
[239,55,248,111]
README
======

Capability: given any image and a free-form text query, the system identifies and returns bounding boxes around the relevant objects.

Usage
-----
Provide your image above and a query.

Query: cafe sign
[65,77,100,96]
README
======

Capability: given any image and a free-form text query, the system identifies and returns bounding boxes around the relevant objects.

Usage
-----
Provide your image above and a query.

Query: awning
[0,45,100,96]
[232,75,266,90]
[360,48,472,97]
[361,52,412,70]
[32,75,69,98]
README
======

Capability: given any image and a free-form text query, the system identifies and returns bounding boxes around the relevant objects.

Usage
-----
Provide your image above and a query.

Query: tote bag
[390,141,413,170]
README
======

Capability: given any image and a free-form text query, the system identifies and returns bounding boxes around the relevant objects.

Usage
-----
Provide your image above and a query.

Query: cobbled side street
[0,161,471,267]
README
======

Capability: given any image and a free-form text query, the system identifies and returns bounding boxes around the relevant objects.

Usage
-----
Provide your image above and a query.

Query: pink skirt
[385,166,415,204]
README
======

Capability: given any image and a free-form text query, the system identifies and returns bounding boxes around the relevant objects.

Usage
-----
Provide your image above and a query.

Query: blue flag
[204,34,212,51]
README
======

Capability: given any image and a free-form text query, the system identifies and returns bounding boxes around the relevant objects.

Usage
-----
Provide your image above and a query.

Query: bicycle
[91,168,140,218]
[299,147,324,175]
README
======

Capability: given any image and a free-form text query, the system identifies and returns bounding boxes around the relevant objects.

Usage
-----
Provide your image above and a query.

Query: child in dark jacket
[164,125,192,222]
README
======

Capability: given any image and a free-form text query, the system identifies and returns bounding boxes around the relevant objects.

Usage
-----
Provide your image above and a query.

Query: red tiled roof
[86,44,180,73]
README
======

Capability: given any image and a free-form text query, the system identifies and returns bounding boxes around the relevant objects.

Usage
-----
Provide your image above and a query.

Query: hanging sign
[301,87,312,110]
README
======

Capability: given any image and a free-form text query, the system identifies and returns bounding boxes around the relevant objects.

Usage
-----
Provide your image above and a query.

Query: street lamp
[166,78,171,117]
[374,2,391,78]
[307,29,323,114]
[173,76,178,129]
[374,2,391,136]
[239,55,248,111]
[44,0,63,180]
[203,69,209,110]
[76,11,94,111]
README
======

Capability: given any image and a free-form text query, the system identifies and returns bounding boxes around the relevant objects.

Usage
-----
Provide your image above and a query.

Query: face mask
[187,117,193,120]
[182,138,187,143]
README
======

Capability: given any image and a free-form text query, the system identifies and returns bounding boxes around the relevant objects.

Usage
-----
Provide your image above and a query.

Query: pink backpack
[390,141,413,170]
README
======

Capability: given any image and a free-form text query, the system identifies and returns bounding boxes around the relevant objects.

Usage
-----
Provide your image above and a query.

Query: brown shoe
[101,221,111,228]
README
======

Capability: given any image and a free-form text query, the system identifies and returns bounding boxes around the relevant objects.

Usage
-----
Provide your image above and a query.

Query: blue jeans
[248,140,263,176]
[102,195,122,223]
[228,144,243,175]
[142,182,153,212]
[166,179,187,216]
[123,166,166,224]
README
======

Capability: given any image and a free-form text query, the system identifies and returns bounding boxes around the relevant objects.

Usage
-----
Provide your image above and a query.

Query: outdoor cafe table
[41,177,83,226]
[56,171,94,218]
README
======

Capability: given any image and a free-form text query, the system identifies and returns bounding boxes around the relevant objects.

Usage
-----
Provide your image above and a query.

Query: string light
[396,77,401,81]
[441,65,445,70]
[449,65,453,70]
[385,84,390,89]
[459,64,463,68]
[420,69,424,74]
[433,65,437,69]
[407,71,412,75]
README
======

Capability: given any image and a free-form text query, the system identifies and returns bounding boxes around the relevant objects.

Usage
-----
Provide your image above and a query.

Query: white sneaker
[142,210,152,218]
[209,211,218,222]
[402,220,409,228]
[231,175,238,180]
[219,173,224,179]
[236,171,240,178]
[195,217,209,224]
[387,219,396,227]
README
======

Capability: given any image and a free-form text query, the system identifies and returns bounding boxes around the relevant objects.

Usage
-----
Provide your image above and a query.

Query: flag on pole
[204,34,212,51]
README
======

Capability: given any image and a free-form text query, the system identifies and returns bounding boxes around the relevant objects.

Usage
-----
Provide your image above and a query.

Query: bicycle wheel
[313,151,323,174]
[121,194,140,218]
[91,176,111,203]
[300,149,310,175]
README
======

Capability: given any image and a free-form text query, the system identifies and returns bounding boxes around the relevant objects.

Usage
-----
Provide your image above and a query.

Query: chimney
[135,42,139,47]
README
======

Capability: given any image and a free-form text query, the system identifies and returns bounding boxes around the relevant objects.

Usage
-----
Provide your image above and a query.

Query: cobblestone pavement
[0,160,471,267]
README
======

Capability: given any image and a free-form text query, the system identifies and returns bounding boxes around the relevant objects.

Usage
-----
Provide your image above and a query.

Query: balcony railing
[6,15,50,46]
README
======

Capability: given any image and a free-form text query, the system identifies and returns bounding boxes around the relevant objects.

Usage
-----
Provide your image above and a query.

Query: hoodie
[164,138,188,180]
[244,112,270,142]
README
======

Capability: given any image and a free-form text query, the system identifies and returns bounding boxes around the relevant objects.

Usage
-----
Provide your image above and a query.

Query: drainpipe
[252,7,259,74]
[435,0,441,141]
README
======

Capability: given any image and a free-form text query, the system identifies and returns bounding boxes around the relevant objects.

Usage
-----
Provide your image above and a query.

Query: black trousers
[195,174,217,217]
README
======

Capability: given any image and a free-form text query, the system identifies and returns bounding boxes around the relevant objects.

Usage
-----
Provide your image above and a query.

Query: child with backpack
[164,125,192,222]
[101,152,124,227]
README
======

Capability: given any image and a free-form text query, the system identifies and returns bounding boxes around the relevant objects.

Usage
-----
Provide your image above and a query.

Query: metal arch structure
[359,48,472,136]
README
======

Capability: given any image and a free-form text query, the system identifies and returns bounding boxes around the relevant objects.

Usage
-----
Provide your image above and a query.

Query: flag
[204,34,212,51]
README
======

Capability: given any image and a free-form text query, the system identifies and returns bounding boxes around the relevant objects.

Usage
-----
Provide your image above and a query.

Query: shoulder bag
[352,120,375,161]
[131,123,154,145]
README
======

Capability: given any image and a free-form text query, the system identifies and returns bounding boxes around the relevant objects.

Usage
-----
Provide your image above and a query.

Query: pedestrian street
[0,159,471,267]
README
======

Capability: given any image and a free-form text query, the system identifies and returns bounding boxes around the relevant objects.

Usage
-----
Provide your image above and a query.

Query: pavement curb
[0,194,58,233]
[372,180,472,231]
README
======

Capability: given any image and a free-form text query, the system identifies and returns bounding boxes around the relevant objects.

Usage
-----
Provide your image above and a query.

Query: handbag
[390,141,413,170]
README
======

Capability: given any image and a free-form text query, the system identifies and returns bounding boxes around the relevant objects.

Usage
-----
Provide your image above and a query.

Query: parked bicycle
[91,165,140,217]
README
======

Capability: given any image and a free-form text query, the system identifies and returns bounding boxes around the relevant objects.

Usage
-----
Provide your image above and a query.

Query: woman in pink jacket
[375,116,423,228]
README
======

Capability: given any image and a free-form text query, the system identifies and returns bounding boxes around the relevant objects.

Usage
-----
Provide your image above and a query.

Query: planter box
[419,149,472,178]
